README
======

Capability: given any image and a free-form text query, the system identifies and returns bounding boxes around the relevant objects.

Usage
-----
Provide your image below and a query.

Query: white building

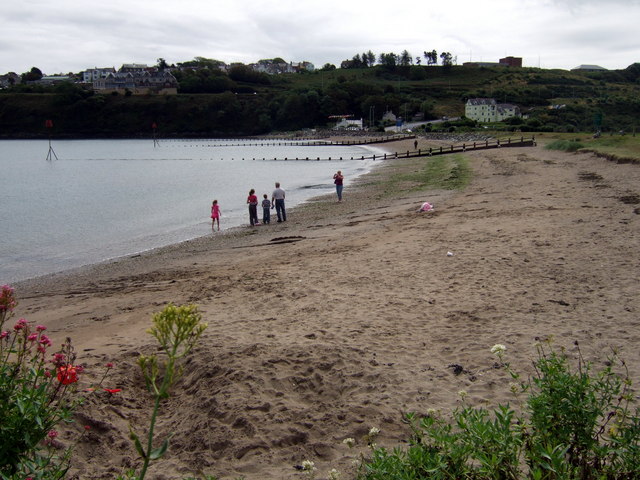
[465,98,521,123]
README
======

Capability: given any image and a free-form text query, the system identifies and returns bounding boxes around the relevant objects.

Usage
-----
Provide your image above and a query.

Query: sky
[1,0,639,75]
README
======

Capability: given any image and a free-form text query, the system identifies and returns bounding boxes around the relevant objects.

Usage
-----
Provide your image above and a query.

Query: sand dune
[14,139,640,479]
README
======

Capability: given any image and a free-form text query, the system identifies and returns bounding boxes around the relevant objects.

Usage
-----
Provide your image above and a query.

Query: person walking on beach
[272,182,286,222]
[333,170,344,202]
[261,194,271,224]
[247,189,259,226]
[210,199,221,232]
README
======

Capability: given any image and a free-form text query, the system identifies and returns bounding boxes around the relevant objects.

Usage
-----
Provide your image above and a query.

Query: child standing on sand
[247,189,259,226]
[262,194,271,224]
[210,200,221,232]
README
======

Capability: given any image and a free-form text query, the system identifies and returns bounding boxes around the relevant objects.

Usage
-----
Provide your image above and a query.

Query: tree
[366,50,376,67]
[379,53,398,69]
[440,52,453,67]
[156,58,169,70]
[424,50,438,66]
[22,67,43,82]
[400,50,413,67]
[321,63,336,71]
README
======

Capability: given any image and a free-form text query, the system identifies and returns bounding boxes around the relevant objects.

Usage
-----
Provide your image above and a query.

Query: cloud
[0,0,638,74]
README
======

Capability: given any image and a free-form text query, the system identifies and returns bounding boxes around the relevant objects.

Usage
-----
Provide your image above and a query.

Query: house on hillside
[333,117,364,130]
[571,64,607,72]
[465,98,521,123]
[83,67,115,83]
[463,56,522,68]
[0,72,21,88]
[93,70,178,95]
[119,63,150,74]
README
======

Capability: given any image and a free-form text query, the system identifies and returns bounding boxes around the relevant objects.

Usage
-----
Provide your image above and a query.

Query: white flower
[491,344,507,355]
[328,468,341,480]
[426,408,438,416]
[368,426,380,437]
[342,437,355,448]
[458,390,468,399]
[301,460,316,472]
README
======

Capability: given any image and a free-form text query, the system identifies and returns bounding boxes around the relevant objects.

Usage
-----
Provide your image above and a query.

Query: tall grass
[544,139,585,152]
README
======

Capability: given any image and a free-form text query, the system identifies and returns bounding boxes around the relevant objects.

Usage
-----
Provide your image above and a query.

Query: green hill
[1,63,638,138]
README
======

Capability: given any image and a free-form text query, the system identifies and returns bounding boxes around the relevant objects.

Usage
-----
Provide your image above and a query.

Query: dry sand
[12,137,640,479]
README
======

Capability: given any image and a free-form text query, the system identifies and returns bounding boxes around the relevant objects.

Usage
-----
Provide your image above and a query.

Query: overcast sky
[1,0,639,75]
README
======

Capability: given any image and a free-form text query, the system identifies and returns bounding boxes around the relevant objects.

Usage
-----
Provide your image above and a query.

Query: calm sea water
[0,139,381,283]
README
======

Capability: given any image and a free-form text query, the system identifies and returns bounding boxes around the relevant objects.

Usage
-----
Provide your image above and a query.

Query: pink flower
[13,318,27,331]
[75,365,84,374]
[36,325,47,332]
[27,333,38,342]
[47,430,58,439]
[39,334,52,346]
[105,362,114,369]
[84,425,91,431]
[0,331,9,339]
[44,370,52,378]
[0,285,17,312]
[51,353,66,366]
[37,346,47,354]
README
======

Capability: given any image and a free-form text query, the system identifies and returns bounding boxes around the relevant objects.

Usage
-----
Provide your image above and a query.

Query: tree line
[336,50,455,70]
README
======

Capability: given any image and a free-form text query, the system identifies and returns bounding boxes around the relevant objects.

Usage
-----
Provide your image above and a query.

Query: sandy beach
[12,136,640,479]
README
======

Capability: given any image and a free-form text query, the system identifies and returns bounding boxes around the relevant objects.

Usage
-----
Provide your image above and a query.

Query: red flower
[57,365,79,385]
[104,388,122,394]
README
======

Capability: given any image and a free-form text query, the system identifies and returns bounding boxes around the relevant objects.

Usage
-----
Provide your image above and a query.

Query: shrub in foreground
[359,341,640,479]
[0,285,83,479]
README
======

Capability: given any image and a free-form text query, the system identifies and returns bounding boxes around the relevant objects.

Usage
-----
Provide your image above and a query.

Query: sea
[0,139,383,283]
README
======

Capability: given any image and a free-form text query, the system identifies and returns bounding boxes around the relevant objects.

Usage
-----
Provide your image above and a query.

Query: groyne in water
[160,136,536,162]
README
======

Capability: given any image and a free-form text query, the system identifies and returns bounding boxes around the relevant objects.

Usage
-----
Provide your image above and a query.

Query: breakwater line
[156,134,415,148]
[205,136,536,162]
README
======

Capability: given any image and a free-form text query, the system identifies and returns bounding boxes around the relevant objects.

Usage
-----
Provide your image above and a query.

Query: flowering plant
[0,285,82,479]
[126,303,207,480]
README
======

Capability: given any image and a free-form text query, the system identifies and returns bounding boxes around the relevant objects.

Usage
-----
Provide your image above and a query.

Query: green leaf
[129,426,147,459]
[149,433,174,460]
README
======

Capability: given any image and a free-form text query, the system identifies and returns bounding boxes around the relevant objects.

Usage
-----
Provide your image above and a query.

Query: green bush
[545,139,585,152]
[358,342,640,479]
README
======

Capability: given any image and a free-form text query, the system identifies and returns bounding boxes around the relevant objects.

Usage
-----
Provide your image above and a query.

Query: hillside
[1,63,639,138]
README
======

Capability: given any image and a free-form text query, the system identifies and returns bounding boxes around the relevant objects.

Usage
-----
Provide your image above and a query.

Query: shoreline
[12,140,640,479]
[12,139,394,291]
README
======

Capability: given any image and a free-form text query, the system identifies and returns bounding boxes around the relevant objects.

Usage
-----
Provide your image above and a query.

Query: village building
[330,115,364,130]
[463,56,523,68]
[0,72,21,88]
[82,67,116,84]
[571,64,607,72]
[465,98,522,123]
[93,69,178,95]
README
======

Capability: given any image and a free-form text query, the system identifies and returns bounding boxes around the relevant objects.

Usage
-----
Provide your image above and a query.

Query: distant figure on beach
[262,194,271,224]
[247,189,259,226]
[210,200,221,232]
[272,182,286,222]
[414,140,418,150]
[333,170,344,202]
